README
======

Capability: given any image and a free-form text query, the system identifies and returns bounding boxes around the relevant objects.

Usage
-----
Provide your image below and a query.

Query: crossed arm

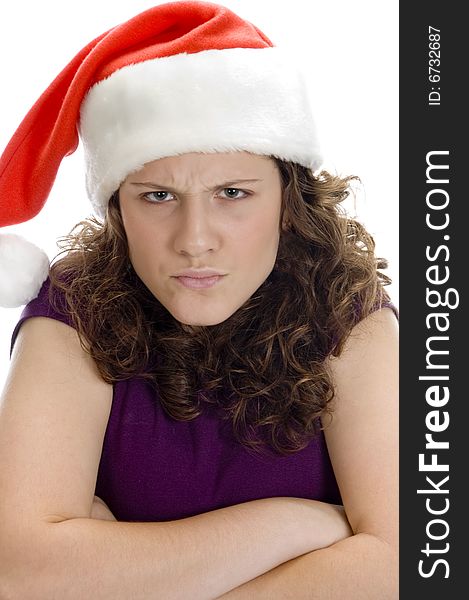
[0,308,397,598]
[91,496,396,600]
[218,307,398,599]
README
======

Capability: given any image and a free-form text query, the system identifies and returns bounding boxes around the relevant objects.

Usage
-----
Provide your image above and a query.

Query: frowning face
[119,152,283,325]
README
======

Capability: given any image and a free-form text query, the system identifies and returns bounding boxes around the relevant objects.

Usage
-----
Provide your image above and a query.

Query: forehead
[128,152,279,183]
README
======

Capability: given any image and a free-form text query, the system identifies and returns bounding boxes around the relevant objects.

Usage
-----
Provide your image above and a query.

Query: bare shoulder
[324,306,399,429]
[10,315,100,374]
[0,316,112,531]
[5,315,113,409]
[327,307,398,382]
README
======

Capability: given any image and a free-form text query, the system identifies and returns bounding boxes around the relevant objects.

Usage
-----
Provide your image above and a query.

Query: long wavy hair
[49,158,392,455]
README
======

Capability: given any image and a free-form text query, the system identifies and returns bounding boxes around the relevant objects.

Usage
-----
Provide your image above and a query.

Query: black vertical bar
[400,1,466,597]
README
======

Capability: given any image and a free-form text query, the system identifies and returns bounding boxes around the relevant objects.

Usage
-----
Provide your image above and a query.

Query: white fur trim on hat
[79,47,322,217]
[0,234,49,308]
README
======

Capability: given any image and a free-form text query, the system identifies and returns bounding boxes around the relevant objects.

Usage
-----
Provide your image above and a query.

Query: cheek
[121,211,164,270]
[234,208,281,262]
[229,217,279,304]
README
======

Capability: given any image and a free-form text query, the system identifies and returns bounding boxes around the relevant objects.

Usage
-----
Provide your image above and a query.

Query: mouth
[173,275,225,290]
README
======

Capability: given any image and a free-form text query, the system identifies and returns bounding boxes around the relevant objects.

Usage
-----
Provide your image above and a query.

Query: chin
[169,304,236,327]
[175,313,231,327]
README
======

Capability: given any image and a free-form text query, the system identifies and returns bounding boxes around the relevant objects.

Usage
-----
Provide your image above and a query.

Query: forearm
[4,497,348,600]
[217,533,398,600]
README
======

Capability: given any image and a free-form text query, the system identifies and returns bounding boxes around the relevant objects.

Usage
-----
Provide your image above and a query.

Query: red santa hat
[0,0,322,308]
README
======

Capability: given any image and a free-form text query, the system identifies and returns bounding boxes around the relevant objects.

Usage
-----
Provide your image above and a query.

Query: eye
[142,191,176,203]
[218,188,250,200]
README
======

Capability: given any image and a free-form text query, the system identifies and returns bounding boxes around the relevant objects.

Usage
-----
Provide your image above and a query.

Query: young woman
[0,2,398,598]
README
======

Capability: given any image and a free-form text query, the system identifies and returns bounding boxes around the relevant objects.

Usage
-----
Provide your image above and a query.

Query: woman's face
[119,152,283,325]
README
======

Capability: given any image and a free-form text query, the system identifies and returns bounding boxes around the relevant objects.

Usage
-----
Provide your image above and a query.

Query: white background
[0,0,398,391]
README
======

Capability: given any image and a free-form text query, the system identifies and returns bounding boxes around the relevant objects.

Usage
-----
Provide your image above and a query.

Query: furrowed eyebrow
[130,178,263,190]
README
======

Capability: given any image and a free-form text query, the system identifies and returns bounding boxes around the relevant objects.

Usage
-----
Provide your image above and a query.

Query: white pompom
[0,233,50,308]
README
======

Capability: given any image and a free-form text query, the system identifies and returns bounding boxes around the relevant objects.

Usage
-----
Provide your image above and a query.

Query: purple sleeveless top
[11,279,342,522]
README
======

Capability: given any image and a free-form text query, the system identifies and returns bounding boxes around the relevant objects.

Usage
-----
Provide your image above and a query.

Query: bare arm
[217,308,399,599]
[0,317,351,600]
[8,498,350,600]
[216,534,396,600]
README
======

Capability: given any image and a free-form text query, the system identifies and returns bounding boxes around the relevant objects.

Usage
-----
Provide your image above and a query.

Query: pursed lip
[172,269,226,290]
[172,269,227,279]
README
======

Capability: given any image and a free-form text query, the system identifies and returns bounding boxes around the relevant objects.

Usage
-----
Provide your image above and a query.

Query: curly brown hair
[49,159,392,456]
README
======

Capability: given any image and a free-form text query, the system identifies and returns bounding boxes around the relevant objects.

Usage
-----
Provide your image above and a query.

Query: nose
[172,196,220,257]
